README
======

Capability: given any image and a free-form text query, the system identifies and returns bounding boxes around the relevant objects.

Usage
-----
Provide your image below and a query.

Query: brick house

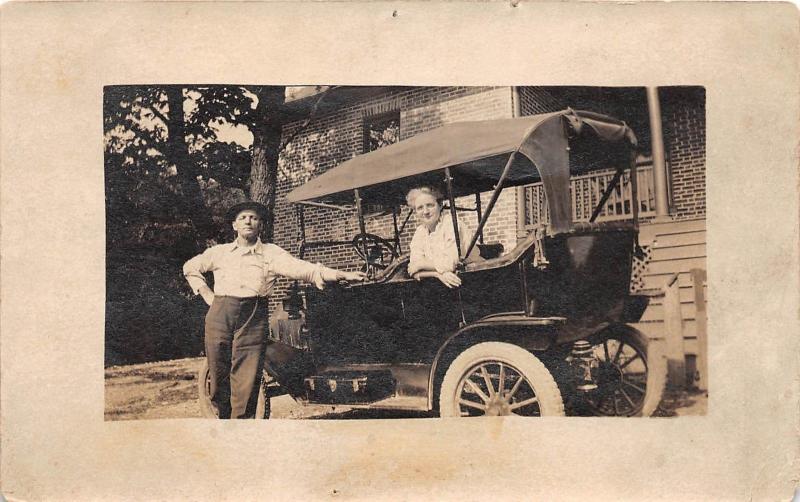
[272,85,707,387]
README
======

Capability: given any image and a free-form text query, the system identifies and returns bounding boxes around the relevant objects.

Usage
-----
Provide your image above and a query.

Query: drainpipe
[647,86,671,220]
[513,87,527,239]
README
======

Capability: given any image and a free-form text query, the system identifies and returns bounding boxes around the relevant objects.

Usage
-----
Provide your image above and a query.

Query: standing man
[183,201,365,419]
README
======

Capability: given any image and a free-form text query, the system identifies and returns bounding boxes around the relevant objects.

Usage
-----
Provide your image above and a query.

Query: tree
[246,85,337,241]
[105,85,261,252]
[103,84,327,364]
[247,86,288,241]
[104,85,259,365]
[164,86,215,244]
[104,86,185,249]
[184,86,257,193]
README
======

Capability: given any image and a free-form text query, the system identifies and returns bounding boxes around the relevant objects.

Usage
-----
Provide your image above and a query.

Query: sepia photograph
[3,2,797,499]
[104,85,707,421]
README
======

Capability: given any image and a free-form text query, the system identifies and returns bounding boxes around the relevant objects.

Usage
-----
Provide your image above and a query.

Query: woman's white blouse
[409,213,473,274]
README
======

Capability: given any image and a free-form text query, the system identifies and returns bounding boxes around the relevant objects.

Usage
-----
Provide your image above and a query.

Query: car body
[200,109,666,418]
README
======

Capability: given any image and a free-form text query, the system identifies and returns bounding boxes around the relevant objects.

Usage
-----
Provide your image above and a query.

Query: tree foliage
[104,84,332,365]
[184,86,258,191]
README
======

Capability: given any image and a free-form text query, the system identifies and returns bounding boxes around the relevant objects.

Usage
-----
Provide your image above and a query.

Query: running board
[365,395,429,411]
[314,394,428,412]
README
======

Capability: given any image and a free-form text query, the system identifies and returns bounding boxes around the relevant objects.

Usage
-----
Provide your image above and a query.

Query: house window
[361,110,400,214]
[363,111,400,153]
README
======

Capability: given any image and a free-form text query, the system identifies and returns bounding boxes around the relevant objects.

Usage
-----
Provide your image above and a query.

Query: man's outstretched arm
[269,247,366,289]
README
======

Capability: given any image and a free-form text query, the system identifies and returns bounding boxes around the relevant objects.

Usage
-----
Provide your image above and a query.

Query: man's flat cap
[226,201,269,222]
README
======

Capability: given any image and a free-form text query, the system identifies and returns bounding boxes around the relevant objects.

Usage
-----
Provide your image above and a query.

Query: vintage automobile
[199,109,666,418]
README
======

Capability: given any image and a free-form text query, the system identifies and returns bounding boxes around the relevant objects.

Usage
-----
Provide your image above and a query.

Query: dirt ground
[104,357,707,421]
[104,357,430,420]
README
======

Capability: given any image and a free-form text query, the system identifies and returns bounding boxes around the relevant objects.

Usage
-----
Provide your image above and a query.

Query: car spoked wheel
[456,361,543,416]
[584,328,665,417]
[439,342,564,417]
[198,360,271,419]
[198,359,218,418]
[255,370,272,419]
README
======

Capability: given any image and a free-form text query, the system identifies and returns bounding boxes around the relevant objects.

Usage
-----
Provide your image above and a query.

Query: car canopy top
[286,109,638,232]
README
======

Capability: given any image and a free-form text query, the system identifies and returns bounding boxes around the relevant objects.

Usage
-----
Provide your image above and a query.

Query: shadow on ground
[653,388,708,417]
[105,357,707,420]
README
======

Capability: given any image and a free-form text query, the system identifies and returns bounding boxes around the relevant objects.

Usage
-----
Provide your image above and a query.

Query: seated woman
[406,186,477,288]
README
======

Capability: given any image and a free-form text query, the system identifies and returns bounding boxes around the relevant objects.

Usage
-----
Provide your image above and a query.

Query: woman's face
[413,192,442,230]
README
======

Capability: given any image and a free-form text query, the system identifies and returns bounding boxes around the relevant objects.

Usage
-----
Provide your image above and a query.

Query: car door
[392,276,464,364]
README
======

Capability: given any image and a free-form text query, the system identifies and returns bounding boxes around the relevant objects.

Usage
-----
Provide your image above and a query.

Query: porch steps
[645,256,707,277]
[640,300,697,323]
[649,243,707,261]
[639,219,707,355]
[637,219,708,389]
[638,217,707,242]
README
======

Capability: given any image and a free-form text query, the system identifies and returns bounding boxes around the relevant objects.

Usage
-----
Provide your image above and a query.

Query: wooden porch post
[647,87,671,221]
[663,273,686,387]
[512,86,528,241]
[691,268,708,391]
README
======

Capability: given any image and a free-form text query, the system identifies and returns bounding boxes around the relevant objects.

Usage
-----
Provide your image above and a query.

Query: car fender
[264,340,315,398]
[427,313,562,409]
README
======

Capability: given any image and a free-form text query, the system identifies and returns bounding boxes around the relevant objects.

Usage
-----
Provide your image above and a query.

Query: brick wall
[518,86,706,223]
[270,86,518,311]
[401,87,518,251]
[268,85,706,312]
[661,87,706,219]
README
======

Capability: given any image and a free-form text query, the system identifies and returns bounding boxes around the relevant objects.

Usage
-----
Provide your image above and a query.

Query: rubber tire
[197,360,217,418]
[439,342,565,417]
[586,327,666,417]
[255,371,271,419]
[197,360,270,419]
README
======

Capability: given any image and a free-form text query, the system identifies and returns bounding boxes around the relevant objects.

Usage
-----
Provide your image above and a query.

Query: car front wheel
[439,342,565,417]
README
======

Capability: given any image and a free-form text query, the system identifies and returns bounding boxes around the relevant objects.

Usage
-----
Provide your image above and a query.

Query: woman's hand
[412,270,461,288]
[437,271,462,289]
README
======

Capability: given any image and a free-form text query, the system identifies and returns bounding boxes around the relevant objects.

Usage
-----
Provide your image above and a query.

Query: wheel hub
[597,362,625,383]
[585,337,650,417]
[485,394,512,416]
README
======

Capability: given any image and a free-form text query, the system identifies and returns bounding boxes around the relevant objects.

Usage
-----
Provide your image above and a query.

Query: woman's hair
[406,186,444,207]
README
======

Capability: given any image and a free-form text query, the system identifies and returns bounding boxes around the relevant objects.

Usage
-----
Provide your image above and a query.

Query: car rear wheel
[197,360,270,419]
[439,342,565,417]
[583,327,665,417]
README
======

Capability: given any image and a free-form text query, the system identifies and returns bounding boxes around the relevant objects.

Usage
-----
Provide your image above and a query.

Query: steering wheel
[351,233,400,277]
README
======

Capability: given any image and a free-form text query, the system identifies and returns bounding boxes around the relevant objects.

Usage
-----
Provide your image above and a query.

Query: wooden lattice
[629,244,652,293]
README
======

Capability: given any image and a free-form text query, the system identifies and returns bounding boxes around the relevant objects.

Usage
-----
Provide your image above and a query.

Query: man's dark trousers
[204,296,268,419]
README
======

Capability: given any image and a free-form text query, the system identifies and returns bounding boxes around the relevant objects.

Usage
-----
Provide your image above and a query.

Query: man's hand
[338,271,368,283]
[437,271,462,289]
[199,286,215,306]
[315,269,368,290]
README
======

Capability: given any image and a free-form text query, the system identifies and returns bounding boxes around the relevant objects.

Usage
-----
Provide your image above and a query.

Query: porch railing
[523,163,656,228]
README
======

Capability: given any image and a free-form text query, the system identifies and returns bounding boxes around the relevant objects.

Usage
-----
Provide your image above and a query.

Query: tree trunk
[164,85,215,246]
[248,86,287,242]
